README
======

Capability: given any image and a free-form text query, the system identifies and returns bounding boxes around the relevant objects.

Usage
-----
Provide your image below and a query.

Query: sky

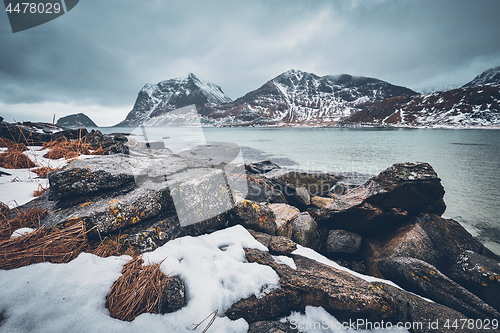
[0,0,499,126]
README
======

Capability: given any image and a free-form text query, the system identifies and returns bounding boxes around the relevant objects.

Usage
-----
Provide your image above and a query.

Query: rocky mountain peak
[115,73,232,127]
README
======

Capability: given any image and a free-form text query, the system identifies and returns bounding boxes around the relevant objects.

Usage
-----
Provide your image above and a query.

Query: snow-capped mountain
[462,66,500,88]
[115,73,232,127]
[200,69,417,126]
[115,66,500,128]
[344,67,500,128]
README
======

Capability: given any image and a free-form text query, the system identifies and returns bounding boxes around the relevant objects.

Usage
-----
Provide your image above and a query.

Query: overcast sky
[1,0,499,126]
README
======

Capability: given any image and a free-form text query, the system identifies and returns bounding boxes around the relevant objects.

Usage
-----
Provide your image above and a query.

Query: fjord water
[104,127,500,255]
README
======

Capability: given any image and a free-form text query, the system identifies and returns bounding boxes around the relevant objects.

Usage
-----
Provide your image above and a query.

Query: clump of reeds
[43,140,92,159]
[0,221,88,270]
[0,206,45,241]
[106,257,168,321]
[31,166,59,177]
[0,138,28,151]
[0,145,36,169]
[42,139,105,159]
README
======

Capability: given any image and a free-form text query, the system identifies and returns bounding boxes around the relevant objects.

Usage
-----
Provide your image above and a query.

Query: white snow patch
[272,255,297,270]
[10,227,34,238]
[0,226,280,333]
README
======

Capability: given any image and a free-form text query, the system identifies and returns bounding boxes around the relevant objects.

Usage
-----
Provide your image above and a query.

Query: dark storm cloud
[0,0,499,124]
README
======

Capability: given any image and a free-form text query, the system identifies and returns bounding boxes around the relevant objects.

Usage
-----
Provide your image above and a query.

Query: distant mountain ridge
[346,67,500,127]
[56,113,97,128]
[115,66,500,128]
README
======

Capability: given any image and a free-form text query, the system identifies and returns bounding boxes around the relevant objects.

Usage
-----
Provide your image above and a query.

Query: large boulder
[231,173,286,204]
[266,170,340,197]
[318,162,446,234]
[226,248,400,323]
[378,257,499,319]
[227,248,479,328]
[84,130,129,155]
[448,250,500,312]
[268,203,300,238]
[38,153,244,252]
[363,222,439,277]
[417,214,499,270]
[290,213,320,250]
[231,200,277,235]
[325,229,362,254]
[373,282,481,333]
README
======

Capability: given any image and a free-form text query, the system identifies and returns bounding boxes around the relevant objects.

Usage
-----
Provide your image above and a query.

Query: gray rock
[160,276,186,313]
[374,282,480,333]
[48,154,190,200]
[295,187,310,206]
[310,195,334,209]
[246,229,297,255]
[245,160,282,174]
[268,203,300,239]
[318,162,446,234]
[291,213,320,250]
[267,170,339,197]
[233,173,287,204]
[417,214,500,270]
[378,257,500,319]
[39,153,243,252]
[248,321,298,333]
[227,248,401,323]
[269,236,297,255]
[364,222,439,277]
[448,250,500,312]
[230,200,277,235]
[267,178,308,211]
[325,229,362,254]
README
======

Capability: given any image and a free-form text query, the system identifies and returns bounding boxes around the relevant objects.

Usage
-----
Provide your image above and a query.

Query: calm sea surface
[101,127,500,255]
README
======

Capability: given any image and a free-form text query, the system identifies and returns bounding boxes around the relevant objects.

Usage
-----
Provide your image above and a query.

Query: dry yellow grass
[0,206,45,241]
[42,140,106,160]
[0,221,88,270]
[106,257,168,321]
[43,140,92,159]
[31,166,60,177]
[0,146,36,169]
[90,235,139,258]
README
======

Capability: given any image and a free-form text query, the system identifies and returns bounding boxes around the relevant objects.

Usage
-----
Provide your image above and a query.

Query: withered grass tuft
[106,257,168,321]
[0,221,88,270]
[0,146,36,169]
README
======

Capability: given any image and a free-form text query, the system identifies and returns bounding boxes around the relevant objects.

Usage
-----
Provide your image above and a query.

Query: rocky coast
[0,122,499,333]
